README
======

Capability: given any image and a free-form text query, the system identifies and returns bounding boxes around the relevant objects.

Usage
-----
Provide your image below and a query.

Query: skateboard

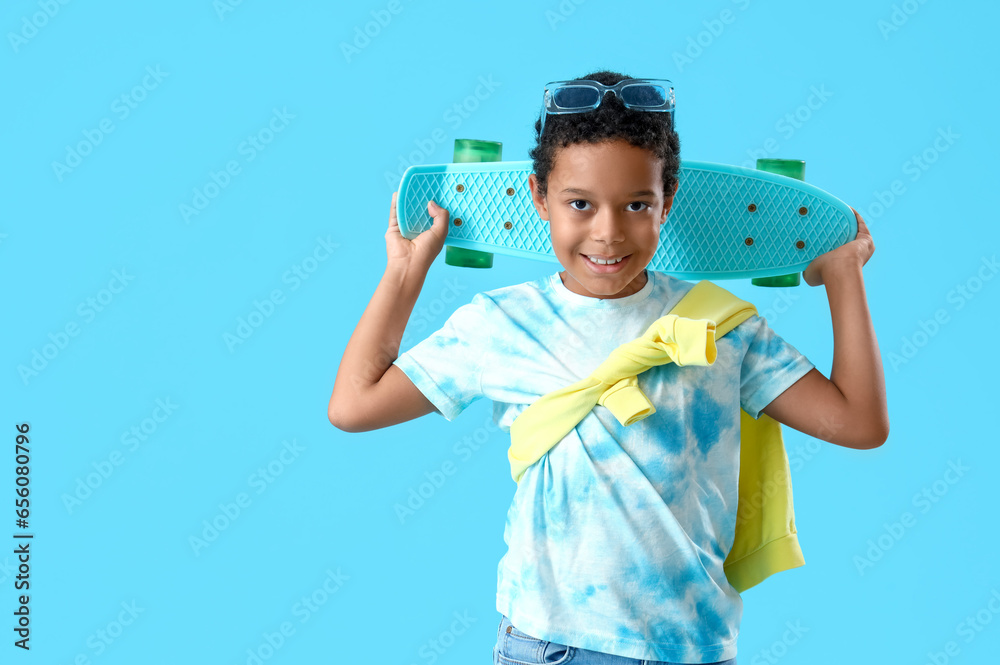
[395,144,857,286]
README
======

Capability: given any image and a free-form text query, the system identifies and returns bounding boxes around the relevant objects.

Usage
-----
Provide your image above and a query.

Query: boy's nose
[590,211,626,244]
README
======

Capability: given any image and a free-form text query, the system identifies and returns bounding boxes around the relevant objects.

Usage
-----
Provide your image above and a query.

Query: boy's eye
[567,200,651,212]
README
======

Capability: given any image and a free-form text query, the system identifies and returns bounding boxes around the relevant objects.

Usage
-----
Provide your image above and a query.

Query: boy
[329,70,888,663]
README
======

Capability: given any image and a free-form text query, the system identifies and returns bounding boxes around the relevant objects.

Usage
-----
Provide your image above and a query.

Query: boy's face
[529,139,677,300]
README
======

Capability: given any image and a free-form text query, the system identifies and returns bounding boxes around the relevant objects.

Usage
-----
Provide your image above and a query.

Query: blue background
[4,1,999,663]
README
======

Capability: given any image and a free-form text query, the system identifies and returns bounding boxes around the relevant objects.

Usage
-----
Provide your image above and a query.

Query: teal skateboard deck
[396,159,856,282]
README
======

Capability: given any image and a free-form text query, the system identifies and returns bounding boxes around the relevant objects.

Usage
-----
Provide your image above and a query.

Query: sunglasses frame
[540,78,675,135]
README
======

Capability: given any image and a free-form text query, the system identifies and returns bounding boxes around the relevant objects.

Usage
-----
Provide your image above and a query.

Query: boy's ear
[661,180,680,222]
[528,173,549,221]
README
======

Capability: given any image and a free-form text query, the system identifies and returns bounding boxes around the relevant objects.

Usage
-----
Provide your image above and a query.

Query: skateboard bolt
[504,221,513,230]
[456,184,465,193]
[796,240,805,250]
[506,187,515,196]
[747,203,757,213]
[798,206,808,215]
[745,237,754,246]
[454,218,463,226]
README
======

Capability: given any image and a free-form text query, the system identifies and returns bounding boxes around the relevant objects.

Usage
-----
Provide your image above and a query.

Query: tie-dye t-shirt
[392,269,815,663]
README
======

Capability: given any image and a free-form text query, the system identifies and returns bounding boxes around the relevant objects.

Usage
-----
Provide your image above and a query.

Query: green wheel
[444,139,502,268]
[751,158,805,287]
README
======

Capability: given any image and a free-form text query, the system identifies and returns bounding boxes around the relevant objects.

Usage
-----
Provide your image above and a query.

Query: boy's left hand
[802,207,874,286]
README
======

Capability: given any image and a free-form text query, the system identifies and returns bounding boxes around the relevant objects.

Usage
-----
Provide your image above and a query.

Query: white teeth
[587,255,623,265]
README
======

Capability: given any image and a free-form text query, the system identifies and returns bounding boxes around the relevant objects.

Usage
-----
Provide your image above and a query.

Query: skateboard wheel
[752,159,805,288]
[444,139,503,269]
[755,158,805,180]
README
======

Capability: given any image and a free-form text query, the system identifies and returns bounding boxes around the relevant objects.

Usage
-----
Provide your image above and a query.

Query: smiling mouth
[583,254,630,264]
[581,254,633,274]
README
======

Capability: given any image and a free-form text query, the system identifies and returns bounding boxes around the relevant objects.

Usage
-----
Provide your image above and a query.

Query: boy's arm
[328,264,437,432]
[761,211,890,450]
[328,194,450,432]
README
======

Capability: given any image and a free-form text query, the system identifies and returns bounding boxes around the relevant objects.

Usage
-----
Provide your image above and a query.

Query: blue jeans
[493,614,737,665]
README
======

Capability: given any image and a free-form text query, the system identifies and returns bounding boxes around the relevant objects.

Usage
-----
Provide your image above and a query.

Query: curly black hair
[528,69,681,201]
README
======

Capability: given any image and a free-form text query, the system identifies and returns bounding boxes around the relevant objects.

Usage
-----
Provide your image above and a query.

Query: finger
[421,201,451,249]
[856,215,871,238]
[388,192,401,235]
[427,200,449,225]
[848,206,870,239]
[858,216,875,253]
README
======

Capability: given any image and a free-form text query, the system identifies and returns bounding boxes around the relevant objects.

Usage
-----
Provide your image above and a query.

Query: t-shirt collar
[548,269,655,308]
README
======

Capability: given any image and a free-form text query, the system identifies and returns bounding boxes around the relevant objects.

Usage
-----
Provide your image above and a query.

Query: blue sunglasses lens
[551,85,600,109]
[621,84,668,107]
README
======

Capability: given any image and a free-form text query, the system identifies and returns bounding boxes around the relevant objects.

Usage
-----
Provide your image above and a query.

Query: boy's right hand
[385,191,449,274]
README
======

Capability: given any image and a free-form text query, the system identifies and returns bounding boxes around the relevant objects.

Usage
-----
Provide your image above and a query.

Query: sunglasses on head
[540,78,675,135]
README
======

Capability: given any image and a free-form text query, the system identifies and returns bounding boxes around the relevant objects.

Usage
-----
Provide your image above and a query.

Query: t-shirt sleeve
[391,292,492,422]
[738,314,816,420]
